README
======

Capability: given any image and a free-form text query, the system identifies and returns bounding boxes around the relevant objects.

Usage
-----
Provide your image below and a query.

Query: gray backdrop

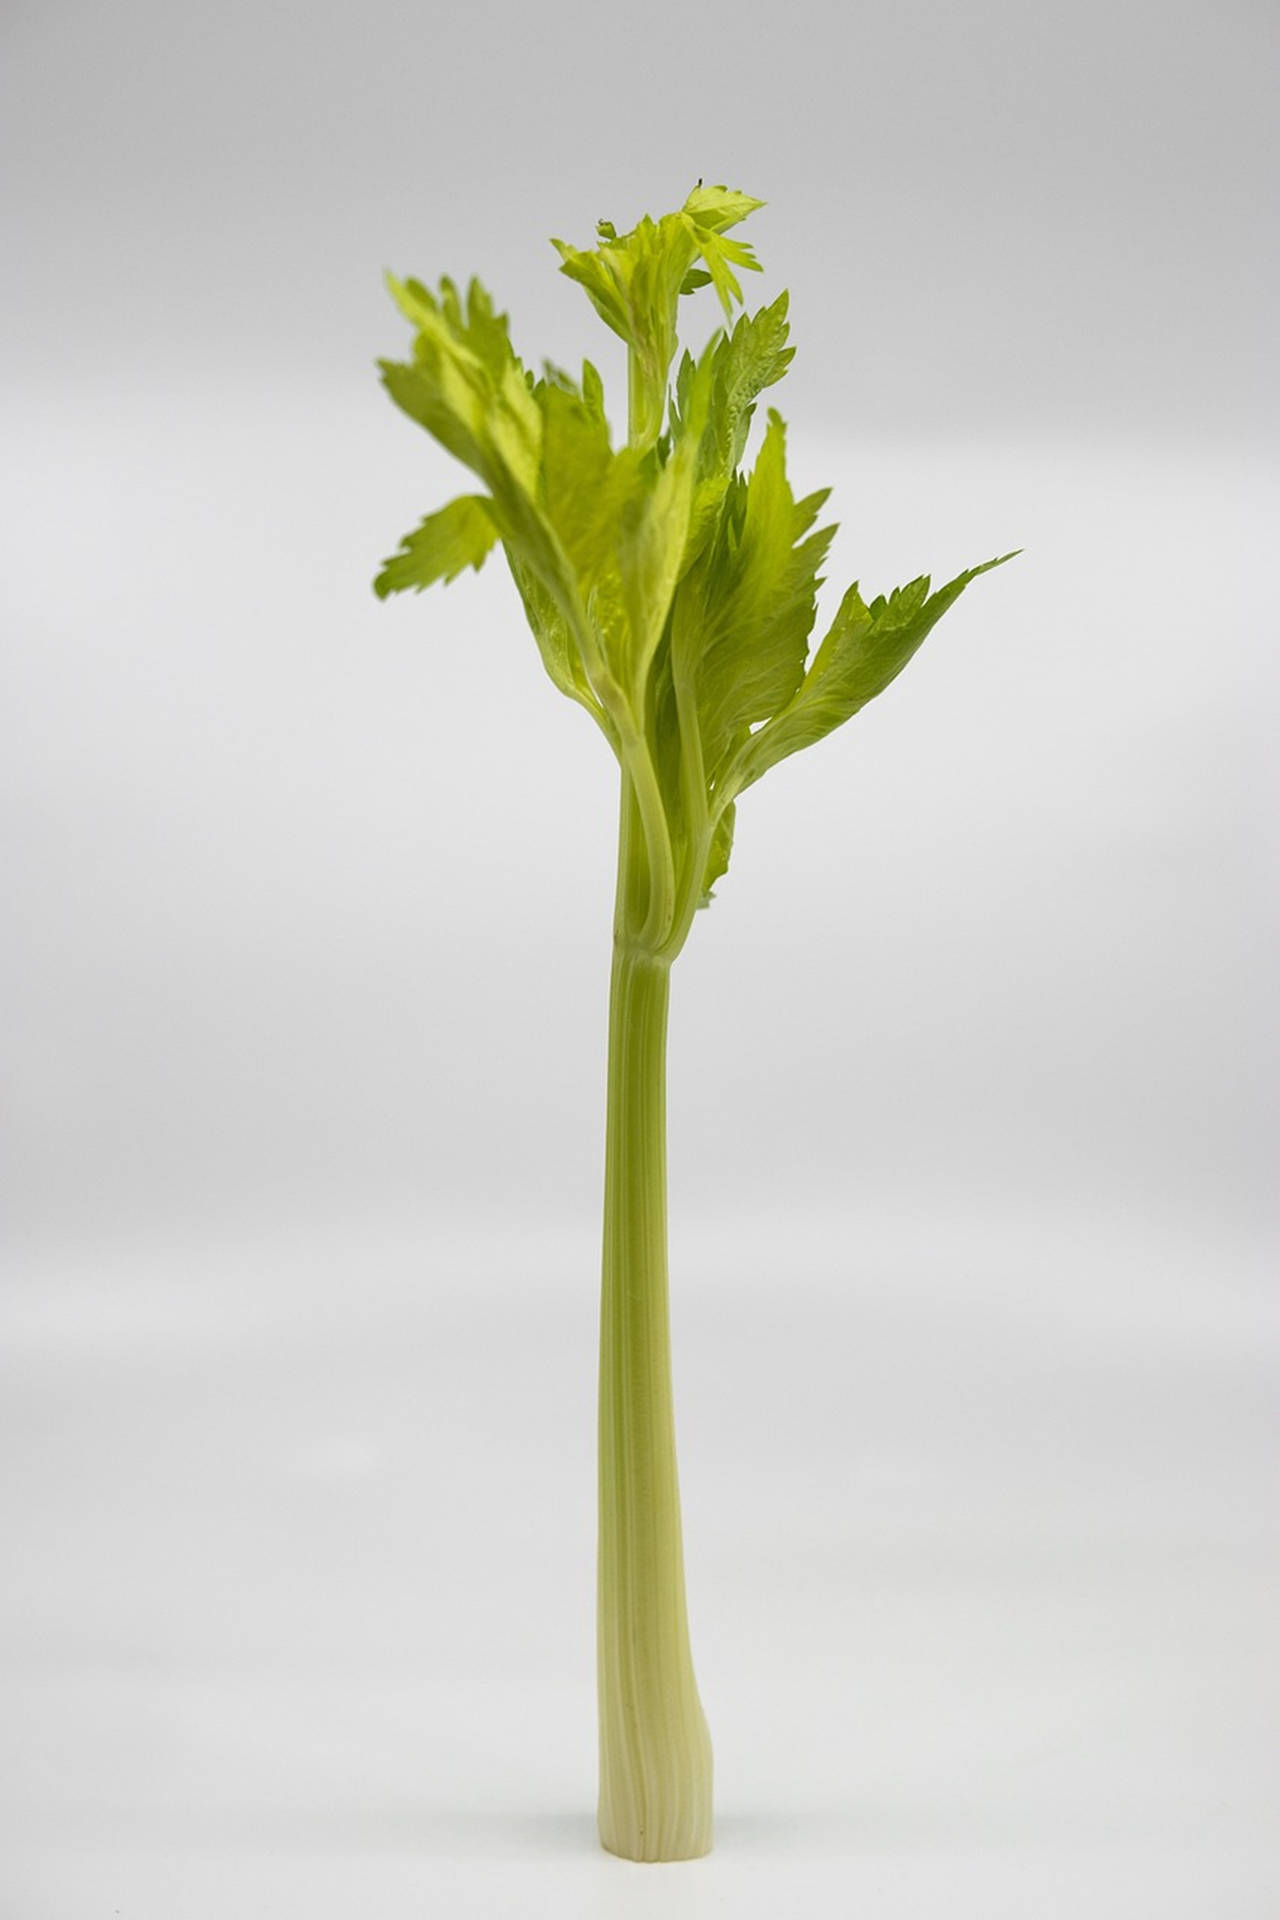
[3,1,1277,1914]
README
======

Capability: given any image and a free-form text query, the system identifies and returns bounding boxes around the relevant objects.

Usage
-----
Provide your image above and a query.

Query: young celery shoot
[373,184,1015,1863]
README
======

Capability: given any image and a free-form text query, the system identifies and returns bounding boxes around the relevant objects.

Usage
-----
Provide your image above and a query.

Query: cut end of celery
[598,1745,714,1862]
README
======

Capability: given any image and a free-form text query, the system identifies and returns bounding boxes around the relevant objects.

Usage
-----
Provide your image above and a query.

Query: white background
[3,0,1277,1913]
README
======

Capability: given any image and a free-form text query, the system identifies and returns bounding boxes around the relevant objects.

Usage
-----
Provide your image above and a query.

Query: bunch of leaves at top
[374,184,1014,957]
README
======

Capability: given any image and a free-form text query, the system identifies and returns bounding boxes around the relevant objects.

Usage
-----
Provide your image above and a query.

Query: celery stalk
[372,181,1014,1862]
[596,776,712,1861]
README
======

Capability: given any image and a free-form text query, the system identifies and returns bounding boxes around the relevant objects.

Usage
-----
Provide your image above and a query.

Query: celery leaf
[672,410,834,789]
[731,552,1019,792]
[373,495,499,598]
[551,183,764,449]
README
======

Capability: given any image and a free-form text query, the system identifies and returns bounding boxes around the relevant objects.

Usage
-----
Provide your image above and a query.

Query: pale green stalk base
[597,907,713,1862]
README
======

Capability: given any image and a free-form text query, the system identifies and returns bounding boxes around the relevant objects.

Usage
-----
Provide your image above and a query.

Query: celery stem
[596,777,713,1862]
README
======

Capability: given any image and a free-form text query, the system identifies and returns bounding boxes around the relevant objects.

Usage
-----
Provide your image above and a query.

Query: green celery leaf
[682,184,767,232]
[731,551,1019,792]
[690,224,762,317]
[678,292,797,568]
[505,550,616,737]
[581,359,607,424]
[551,183,764,449]
[537,381,641,584]
[673,409,835,789]
[697,801,736,908]
[614,343,715,693]
[709,293,795,474]
[379,271,543,511]
[373,494,499,598]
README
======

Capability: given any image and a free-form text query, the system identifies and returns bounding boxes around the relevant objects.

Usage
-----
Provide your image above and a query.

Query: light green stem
[597,781,713,1862]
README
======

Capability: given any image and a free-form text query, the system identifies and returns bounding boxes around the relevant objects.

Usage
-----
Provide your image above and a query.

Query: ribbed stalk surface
[597,940,713,1861]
